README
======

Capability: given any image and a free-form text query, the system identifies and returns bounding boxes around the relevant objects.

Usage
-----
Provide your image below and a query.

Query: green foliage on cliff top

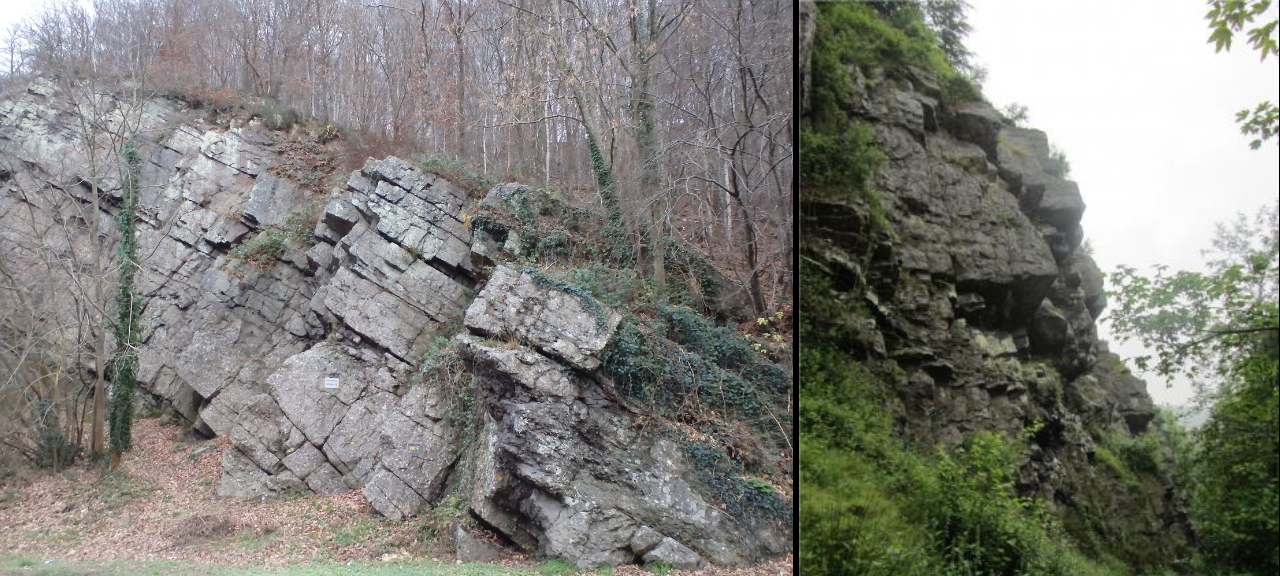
[805,2,979,128]
[801,2,982,236]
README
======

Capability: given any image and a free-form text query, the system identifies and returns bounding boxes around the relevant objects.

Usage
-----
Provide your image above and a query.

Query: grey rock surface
[644,537,709,571]
[799,56,1188,559]
[0,79,791,568]
[455,522,507,563]
[465,265,622,371]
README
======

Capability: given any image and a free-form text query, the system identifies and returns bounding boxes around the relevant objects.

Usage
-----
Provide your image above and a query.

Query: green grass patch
[643,562,672,575]
[0,554,536,576]
[537,558,577,576]
[231,205,317,268]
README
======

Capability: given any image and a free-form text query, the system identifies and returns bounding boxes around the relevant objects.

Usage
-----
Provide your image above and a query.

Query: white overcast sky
[0,3,37,32]
[968,0,1280,408]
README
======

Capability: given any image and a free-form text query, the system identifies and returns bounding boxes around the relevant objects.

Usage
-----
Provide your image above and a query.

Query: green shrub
[421,155,492,197]
[679,437,789,523]
[251,98,300,130]
[800,341,1133,576]
[799,123,881,192]
[230,206,316,267]
[600,309,789,430]
[1093,444,1140,488]
[1115,433,1163,476]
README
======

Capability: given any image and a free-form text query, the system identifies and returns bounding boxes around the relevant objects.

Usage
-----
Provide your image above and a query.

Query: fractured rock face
[800,58,1188,559]
[461,322,788,567]
[465,265,623,371]
[0,79,791,568]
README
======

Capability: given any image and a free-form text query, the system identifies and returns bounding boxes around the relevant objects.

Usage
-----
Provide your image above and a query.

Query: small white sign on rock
[324,375,340,389]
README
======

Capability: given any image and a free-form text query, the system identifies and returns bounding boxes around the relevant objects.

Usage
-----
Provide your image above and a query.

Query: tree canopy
[1206,0,1280,148]
[1107,205,1278,392]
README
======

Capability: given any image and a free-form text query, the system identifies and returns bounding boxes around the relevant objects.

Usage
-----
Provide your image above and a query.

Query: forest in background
[0,0,792,316]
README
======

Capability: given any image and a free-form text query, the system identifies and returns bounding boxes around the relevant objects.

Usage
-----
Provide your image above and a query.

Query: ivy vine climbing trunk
[580,104,630,266]
[631,0,665,291]
[108,141,144,468]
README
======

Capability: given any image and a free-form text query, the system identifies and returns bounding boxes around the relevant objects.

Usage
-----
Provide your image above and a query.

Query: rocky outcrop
[800,40,1191,560]
[0,78,790,567]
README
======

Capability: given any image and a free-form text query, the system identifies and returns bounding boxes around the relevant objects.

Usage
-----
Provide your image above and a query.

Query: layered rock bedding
[0,78,791,568]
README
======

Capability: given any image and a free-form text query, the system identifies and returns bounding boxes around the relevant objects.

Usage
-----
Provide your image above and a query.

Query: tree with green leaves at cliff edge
[1108,204,1278,574]
[1104,10,1278,568]
[1206,0,1279,149]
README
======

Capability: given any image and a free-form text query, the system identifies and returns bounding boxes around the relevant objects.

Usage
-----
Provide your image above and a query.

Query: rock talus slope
[0,79,789,568]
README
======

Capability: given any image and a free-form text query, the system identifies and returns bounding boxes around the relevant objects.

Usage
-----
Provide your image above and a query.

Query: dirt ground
[0,418,792,575]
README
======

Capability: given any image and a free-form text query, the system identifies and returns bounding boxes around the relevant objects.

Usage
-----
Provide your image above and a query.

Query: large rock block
[1034,179,1086,231]
[947,101,1004,159]
[456,335,579,397]
[323,267,435,360]
[265,343,364,446]
[644,537,709,571]
[243,174,303,227]
[464,266,622,371]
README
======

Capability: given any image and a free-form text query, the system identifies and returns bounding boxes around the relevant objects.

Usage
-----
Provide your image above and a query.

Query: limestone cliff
[800,3,1192,568]
[0,78,790,568]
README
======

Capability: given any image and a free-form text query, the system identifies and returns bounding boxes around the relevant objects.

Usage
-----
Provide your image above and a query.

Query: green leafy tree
[1107,204,1278,574]
[1206,0,1280,148]
[1108,205,1277,386]
[922,0,985,83]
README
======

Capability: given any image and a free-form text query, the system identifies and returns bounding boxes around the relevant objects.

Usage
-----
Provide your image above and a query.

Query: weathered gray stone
[363,467,427,520]
[281,442,327,479]
[323,390,397,481]
[199,129,274,175]
[995,127,1051,196]
[948,101,1004,159]
[1030,299,1072,353]
[227,393,303,473]
[175,319,244,398]
[630,526,664,556]
[1035,179,1086,230]
[306,242,335,273]
[456,335,579,397]
[244,174,302,227]
[323,267,434,360]
[204,215,250,247]
[643,537,708,571]
[266,343,364,446]
[216,447,272,498]
[323,195,362,236]
[465,265,622,371]
[304,461,348,495]
[1071,251,1107,318]
[264,470,307,494]
[375,409,457,505]
[455,522,507,563]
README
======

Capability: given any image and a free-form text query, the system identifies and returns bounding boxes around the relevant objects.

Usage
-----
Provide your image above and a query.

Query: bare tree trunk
[729,160,765,317]
[631,0,665,290]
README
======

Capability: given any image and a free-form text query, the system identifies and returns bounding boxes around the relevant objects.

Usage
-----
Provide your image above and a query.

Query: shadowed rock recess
[799,3,1192,566]
[0,79,791,568]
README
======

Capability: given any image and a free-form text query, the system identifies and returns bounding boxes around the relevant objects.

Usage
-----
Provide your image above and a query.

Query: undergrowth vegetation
[459,166,793,529]
[798,339,1146,576]
[231,205,319,268]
